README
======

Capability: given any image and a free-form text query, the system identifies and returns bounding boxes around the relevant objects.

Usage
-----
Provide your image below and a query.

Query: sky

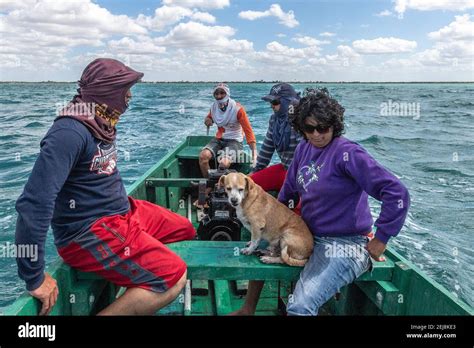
[0,0,473,82]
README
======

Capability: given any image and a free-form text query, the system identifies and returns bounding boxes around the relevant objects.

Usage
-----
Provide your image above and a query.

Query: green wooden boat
[4,136,473,316]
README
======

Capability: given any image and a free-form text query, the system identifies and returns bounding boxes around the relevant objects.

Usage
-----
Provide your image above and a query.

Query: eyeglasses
[302,123,331,134]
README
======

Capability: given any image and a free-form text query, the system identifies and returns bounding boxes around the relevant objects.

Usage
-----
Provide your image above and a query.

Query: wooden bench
[76,240,395,282]
[74,240,400,314]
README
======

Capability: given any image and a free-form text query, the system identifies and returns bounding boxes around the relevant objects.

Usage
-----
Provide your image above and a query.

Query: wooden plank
[169,241,303,281]
[357,258,395,281]
[76,241,397,282]
[355,280,401,315]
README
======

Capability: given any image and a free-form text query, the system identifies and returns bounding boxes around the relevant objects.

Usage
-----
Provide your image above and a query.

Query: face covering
[210,83,239,127]
[57,58,143,143]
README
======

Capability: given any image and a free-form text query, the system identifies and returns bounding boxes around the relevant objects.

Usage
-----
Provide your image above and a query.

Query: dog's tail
[281,245,308,267]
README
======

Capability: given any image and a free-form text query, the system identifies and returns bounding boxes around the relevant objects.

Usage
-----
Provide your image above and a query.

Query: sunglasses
[302,123,331,134]
[271,99,281,106]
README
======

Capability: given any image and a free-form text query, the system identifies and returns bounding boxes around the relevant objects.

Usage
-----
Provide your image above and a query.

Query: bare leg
[228,280,265,315]
[199,149,213,178]
[98,271,187,315]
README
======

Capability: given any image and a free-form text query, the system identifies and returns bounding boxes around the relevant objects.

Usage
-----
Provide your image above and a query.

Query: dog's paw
[259,256,273,264]
[240,247,252,255]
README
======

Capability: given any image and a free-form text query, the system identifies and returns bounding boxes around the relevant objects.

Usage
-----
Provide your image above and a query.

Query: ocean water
[0,82,473,311]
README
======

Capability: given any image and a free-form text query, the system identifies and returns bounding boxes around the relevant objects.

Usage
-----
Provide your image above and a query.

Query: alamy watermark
[380,99,420,120]
[216,147,251,164]
[55,101,96,119]
[324,242,367,260]
[0,242,38,262]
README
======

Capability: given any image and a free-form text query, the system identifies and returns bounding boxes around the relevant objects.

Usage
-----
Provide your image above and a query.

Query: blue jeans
[287,235,372,316]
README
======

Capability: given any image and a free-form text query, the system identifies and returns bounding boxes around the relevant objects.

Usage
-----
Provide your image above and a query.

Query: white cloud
[254,40,322,66]
[394,0,474,14]
[0,0,148,70]
[191,11,217,23]
[292,36,330,46]
[324,45,363,68]
[154,21,253,52]
[107,37,167,55]
[419,14,474,65]
[162,0,230,9]
[428,14,474,41]
[137,5,215,31]
[276,33,287,38]
[380,14,474,70]
[320,32,336,37]
[352,37,417,54]
[376,10,393,17]
[239,4,299,28]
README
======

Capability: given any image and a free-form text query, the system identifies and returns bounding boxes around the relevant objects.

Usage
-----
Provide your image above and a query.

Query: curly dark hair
[290,88,345,139]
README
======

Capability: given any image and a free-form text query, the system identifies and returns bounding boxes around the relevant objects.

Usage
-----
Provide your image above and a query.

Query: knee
[199,150,212,163]
[167,269,187,299]
[219,157,231,168]
[286,291,320,316]
[184,221,196,240]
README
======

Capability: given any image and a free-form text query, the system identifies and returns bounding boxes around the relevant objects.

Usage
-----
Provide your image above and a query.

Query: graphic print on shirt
[90,142,118,175]
[297,161,325,192]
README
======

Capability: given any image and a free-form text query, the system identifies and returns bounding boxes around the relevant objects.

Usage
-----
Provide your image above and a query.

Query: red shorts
[58,197,196,293]
[250,163,301,215]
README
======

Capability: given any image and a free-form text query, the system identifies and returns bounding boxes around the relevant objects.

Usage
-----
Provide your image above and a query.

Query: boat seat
[176,146,204,160]
[76,241,395,282]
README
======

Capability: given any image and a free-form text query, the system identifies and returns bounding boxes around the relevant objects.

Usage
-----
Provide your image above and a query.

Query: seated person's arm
[277,144,301,208]
[343,146,410,245]
[237,107,257,166]
[16,127,84,314]
[253,125,276,173]
[204,111,213,127]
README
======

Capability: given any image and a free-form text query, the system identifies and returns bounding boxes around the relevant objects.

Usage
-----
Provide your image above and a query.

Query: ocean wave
[411,162,473,177]
[24,121,44,128]
[358,134,428,145]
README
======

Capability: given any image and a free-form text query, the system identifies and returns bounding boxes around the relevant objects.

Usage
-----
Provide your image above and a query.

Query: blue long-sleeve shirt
[253,115,302,172]
[278,137,410,244]
[15,117,129,291]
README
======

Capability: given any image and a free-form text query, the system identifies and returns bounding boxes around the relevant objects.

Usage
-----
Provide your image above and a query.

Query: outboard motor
[197,168,242,241]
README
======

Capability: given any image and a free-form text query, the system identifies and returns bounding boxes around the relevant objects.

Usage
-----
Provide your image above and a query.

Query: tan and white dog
[218,172,314,266]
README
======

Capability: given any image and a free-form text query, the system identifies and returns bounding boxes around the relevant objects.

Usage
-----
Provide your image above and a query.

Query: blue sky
[1,0,473,81]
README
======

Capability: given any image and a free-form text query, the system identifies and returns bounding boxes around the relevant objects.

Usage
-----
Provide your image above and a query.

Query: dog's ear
[218,175,226,188]
[245,175,255,192]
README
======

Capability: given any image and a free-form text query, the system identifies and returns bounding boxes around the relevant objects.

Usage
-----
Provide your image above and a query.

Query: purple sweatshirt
[278,136,410,244]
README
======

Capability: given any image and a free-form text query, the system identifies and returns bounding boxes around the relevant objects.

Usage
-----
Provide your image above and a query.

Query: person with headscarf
[15,58,195,316]
[250,83,303,191]
[199,83,257,178]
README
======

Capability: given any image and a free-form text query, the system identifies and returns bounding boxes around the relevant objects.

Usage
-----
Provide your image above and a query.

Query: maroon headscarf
[58,58,144,143]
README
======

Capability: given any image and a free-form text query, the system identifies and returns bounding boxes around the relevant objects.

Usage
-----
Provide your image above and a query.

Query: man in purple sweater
[234,88,410,315]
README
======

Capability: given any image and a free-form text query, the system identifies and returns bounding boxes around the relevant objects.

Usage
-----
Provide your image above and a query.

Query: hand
[366,237,386,262]
[204,117,213,127]
[251,152,257,168]
[29,273,59,316]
